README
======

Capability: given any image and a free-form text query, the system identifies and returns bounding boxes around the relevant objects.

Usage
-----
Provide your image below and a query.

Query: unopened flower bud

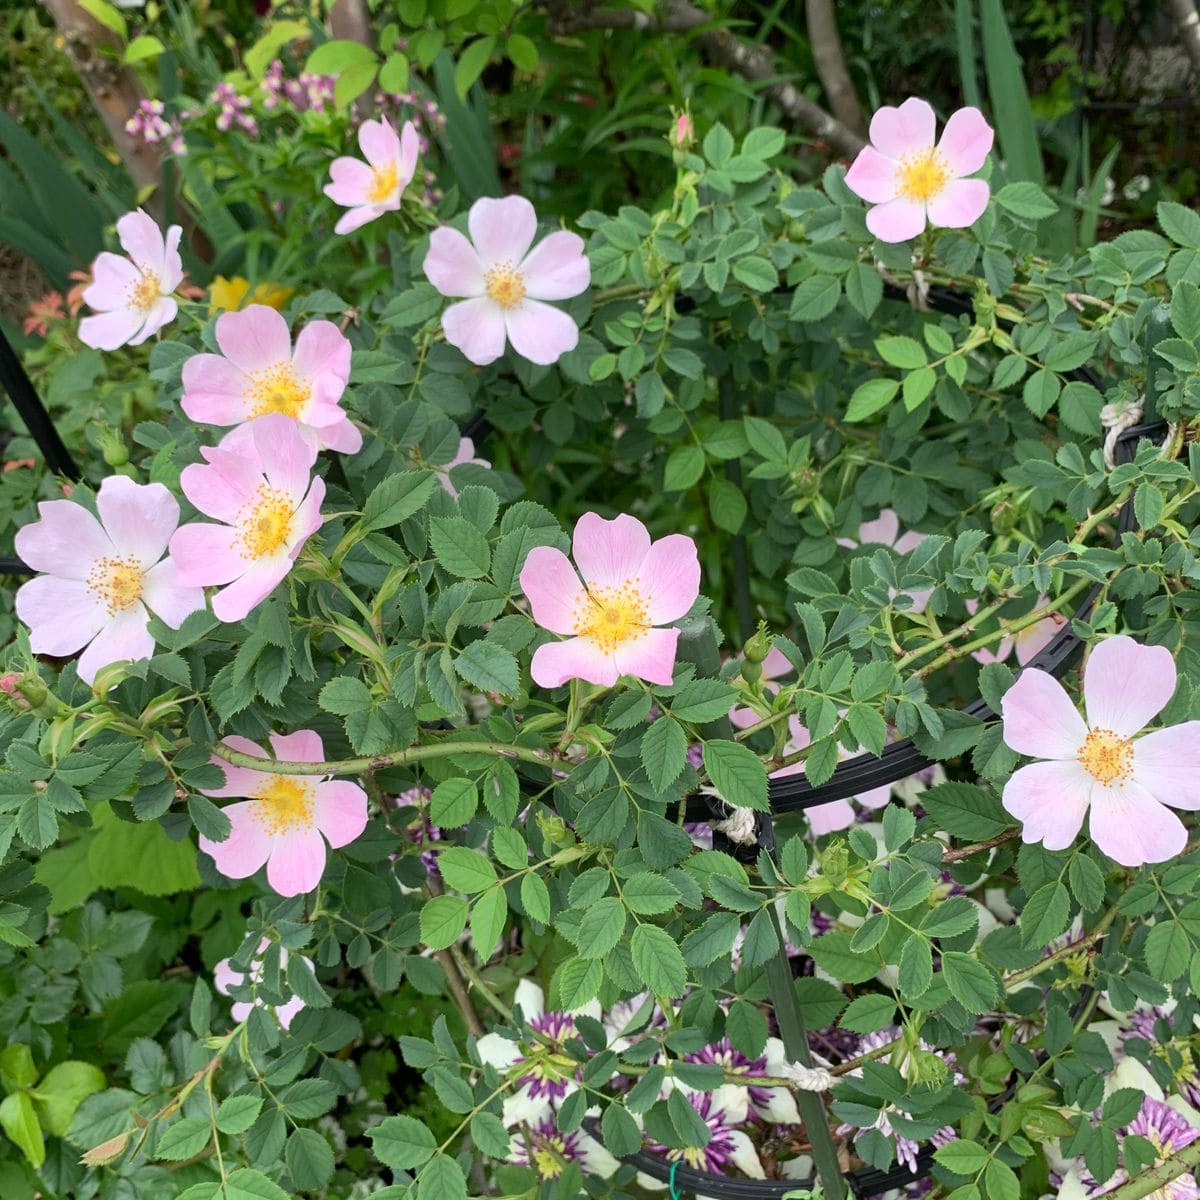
[537,812,574,850]
[821,839,849,884]
[990,497,1019,534]
[98,426,129,468]
[744,623,773,664]
[670,110,694,152]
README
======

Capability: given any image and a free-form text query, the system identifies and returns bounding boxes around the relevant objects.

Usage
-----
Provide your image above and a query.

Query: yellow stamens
[1078,727,1134,786]
[368,161,399,204]
[484,262,526,310]
[896,148,951,204]
[532,1141,567,1179]
[574,582,650,651]
[236,484,294,560]
[251,776,315,835]
[248,362,310,419]
[128,269,163,313]
[86,555,145,616]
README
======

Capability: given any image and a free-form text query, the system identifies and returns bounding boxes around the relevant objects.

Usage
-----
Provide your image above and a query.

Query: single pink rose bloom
[1001,635,1200,867]
[214,936,307,1030]
[844,98,994,243]
[423,194,590,366]
[838,507,934,612]
[967,595,1066,666]
[168,414,325,623]
[520,512,699,688]
[78,208,184,349]
[181,304,359,453]
[200,730,368,897]
[14,476,204,684]
[324,117,419,235]
[437,436,491,498]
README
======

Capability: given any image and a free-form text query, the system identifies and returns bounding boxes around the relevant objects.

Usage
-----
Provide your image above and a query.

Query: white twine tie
[780,1061,836,1091]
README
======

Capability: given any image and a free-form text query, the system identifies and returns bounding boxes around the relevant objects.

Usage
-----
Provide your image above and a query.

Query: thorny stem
[941,829,1022,863]
[212,739,558,776]
[1002,902,1120,988]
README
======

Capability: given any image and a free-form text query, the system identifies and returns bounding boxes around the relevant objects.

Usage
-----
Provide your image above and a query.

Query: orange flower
[23,292,65,337]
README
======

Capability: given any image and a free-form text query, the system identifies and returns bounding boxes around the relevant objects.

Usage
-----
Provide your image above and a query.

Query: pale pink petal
[169,523,246,586]
[212,557,291,623]
[83,253,141,309]
[275,995,306,1030]
[857,509,901,547]
[530,637,619,688]
[1083,636,1176,737]
[1133,723,1200,810]
[268,730,324,763]
[252,414,317,504]
[1003,760,1092,851]
[973,639,1014,666]
[1014,618,1062,667]
[762,646,793,680]
[358,117,400,169]
[893,530,926,555]
[325,155,374,204]
[397,121,420,187]
[116,209,166,272]
[15,499,112,577]
[519,231,590,301]
[442,297,507,365]
[76,606,155,684]
[936,107,994,176]
[844,145,900,204]
[868,97,937,159]
[856,783,892,810]
[181,448,263,521]
[266,829,328,896]
[730,706,758,731]
[634,534,700,624]
[1089,780,1187,867]
[161,224,184,291]
[315,417,363,454]
[906,587,934,613]
[333,204,386,236]
[213,958,240,996]
[1001,669,1087,760]
[469,195,537,265]
[16,576,105,655]
[424,227,486,297]
[96,475,179,567]
[612,627,680,686]
[204,736,274,798]
[182,354,253,425]
[292,320,351,388]
[312,780,368,848]
[288,477,326,551]
[200,800,274,879]
[78,308,144,351]
[572,512,651,590]
[520,545,586,634]
[504,300,579,365]
[926,178,990,230]
[131,297,177,344]
[806,799,856,835]
[866,197,928,243]
[214,305,292,374]
[140,557,205,628]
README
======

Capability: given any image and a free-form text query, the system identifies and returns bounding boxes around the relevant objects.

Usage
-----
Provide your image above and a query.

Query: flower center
[251,776,315,835]
[128,269,163,313]
[896,148,951,204]
[532,1139,568,1179]
[1078,727,1134,785]
[574,583,650,652]
[236,484,295,560]
[248,361,310,419]
[86,555,145,616]
[368,161,399,204]
[484,262,526,310]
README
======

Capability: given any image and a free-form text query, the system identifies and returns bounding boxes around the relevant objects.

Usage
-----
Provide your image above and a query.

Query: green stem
[211,739,558,777]
[1002,902,1119,988]
[1103,1139,1200,1200]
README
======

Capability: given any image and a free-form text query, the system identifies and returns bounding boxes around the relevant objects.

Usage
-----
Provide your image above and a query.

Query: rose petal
[806,799,856,835]
[1001,668,1088,759]
[116,208,166,273]
[324,156,374,206]
[936,106,994,176]
[1133,722,1200,810]
[424,227,485,298]
[866,196,928,243]
[572,512,651,590]
[358,117,400,168]
[504,300,579,365]
[442,297,507,365]
[469,195,537,265]
[96,475,179,567]
[632,534,700,625]
[333,204,386,235]
[182,354,253,425]
[869,97,937,159]
[1083,635,1176,737]
[844,145,900,204]
[16,576,106,655]
[312,780,368,849]
[520,545,586,635]
[268,730,325,763]
[292,320,351,388]
[529,636,618,688]
[131,297,176,344]
[926,178,990,229]
[1003,759,1092,852]
[169,523,247,586]
[612,627,680,686]
[856,509,901,548]
[78,308,144,351]
[266,828,328,896]
[200,800,274,879]
[140,558,205,628]
[1089,780,1187,867]
[215,304,293,374]
[212,557,291,623]
[15,498,113,578]
[519,231,590,301]
[76,605,155,684]
[83,253,140,309]
[252,413,318,504]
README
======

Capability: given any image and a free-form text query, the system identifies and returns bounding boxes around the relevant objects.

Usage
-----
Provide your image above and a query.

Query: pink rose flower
[519,512,699,688]
[437,436,491,498]
[214,937,307,1030]
[169,414,325,623]
[180,304,359,453]
[199,731,368,896]
[967,595,1066,666]
[423,195,590,366]
[15,476,204,684]
[78,208,184,349]
[1001,635,1200,867]
[844,98,994,243]
[323,117,419,235]
[838,507,933,612]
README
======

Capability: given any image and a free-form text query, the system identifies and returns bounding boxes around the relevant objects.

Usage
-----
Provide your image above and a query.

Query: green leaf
[732,256,778,291]
[520,872,551,923]
[454,640,518,696]
[33,1061,105,1137]
[921,782,1014,841]
[378,52,410,93]
[703,123,734,167]
[430,517,492,578]
[506,33,538,70]
[216,1095,263,1135]
[876,335,926,369]
[630,925,687,997]
[418,1153,468,1200]
[16,794,56,850]
[934,1139,989,1176]
[0,1092,43,1168]
[622,872,682,916]
[437,847,497,894]
[980,0,1043,184]
[453,37,495,99]
[808,931,880,983]
[1171,281,1200,341]
[420,896,468,950]
[470,887,506,959]
[1145,920,1191,982]
[155,1116,211,1161]
[0,1045,37,1091]
[703,740,768,811]
[790,275,841,322]
[574,897,626,960]
[840,994,897,1033]
[369,1114,437,1171]
[846,378,900,422]
[361,471,437,531]
[642,718,688,793]
[941,952,999,1013]
[307,38,377,73]
[88,804,199,896]
[286,1128,335,1189]
[898,935,933,998]
[1020,881,1071,949]
[430,779,477,828]
[984,1158,1021,1200]
[551,956,603,1010]
[994,182,1057,220]
[663,444,706,492]
[225,1167,291,1200]
[1159,200,1200,248]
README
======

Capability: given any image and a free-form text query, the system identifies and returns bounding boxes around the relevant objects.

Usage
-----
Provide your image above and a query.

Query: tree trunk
[805,0,866,137]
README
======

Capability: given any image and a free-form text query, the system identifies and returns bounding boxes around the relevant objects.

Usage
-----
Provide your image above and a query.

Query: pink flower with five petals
[1001,635,1200,867]
[214,937,307,1030]
[838,507,934,612]
[324,117,419,235]
[423,195,590,366]
[844,98,994,243]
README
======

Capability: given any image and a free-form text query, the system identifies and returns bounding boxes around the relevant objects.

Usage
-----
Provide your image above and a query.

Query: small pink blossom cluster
[123,99,186,156]
[260,59,336,112]
[211,81,258,137]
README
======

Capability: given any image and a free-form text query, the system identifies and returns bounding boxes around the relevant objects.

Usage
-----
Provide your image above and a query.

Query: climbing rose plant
[5,91,1200,1200]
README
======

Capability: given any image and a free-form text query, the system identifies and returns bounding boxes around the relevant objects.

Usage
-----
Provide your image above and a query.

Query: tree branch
[805,0,866,136]
[544,1,866,157]
[1167,0,1200,75]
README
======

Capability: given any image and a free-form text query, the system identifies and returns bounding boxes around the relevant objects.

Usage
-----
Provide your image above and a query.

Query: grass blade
[979,0,1043,184]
